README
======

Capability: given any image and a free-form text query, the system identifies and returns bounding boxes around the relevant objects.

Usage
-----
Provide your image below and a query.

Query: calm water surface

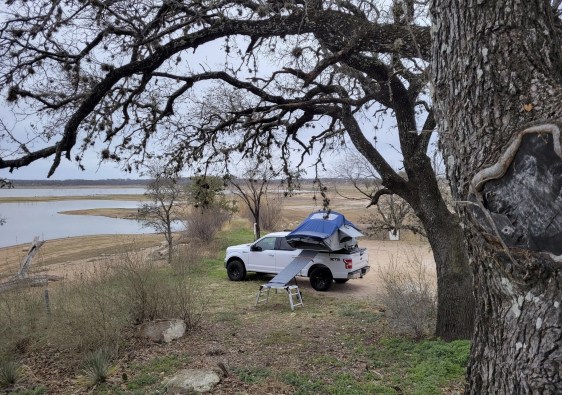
[0,200,148,248]
[0,188,155,248]
[0,187,145,198]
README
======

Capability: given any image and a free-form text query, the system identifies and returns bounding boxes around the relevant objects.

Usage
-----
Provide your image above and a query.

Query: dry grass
[0,234,162,280]
[378,251,437,339]
[0,243,204,358]
[59,207,139,219]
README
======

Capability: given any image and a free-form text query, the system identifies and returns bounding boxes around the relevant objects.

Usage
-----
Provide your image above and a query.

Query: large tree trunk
[408,154,474,341]
[432,0,562,392]
[415,189,474,341]
[346,109,475,340]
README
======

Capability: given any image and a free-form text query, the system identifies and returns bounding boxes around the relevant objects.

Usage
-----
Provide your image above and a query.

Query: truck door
[247,236,277,273]
[274,236,299,272]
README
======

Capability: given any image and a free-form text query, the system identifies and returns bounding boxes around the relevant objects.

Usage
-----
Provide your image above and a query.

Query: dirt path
[293,239,436,300]
[1,235,436,302]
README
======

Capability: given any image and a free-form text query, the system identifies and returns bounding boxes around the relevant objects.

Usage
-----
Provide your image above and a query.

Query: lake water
[0,187,145,198]
[0,200,150,248]
[0,188,162,248]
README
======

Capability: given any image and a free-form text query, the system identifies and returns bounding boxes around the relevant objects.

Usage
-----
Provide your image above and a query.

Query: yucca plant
[79,348,114,387]
[0,359,20,388]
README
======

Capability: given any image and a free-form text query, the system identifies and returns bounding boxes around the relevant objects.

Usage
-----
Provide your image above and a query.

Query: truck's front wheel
[310,267,333,291]
[227,259,246,281]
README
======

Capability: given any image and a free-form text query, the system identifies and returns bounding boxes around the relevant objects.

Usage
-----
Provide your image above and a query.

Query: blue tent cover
[286,211,362,250]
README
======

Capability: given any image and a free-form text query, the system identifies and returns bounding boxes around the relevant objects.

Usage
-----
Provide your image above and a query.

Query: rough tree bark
[342,104,474,341]
[432,0,562,392]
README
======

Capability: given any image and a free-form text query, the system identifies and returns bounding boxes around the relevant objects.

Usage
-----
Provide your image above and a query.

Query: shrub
[0,288,47,357]
[110,250,164,324]
[78,348,114,387]
[378,251,437,339]
[0,241,203,369]
[41,244,202,352]
[183,208,229,242]
[112,248,203,328]
[170,242,204,275]
[49,261,128,352]
[0,358,20,388]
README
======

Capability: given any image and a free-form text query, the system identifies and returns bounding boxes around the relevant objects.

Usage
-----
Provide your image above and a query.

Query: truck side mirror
[250,245,262,252]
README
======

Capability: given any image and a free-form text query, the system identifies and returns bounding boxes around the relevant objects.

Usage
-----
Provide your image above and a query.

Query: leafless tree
[0,0,472,341]
[334,152,425,238]
[138,166,184,264]
[363,194,426,238]
[227,162,282,239]
[333,150,426,236]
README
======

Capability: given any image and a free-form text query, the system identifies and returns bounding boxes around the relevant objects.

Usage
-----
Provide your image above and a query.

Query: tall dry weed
[0,288,47,356]
[379,250,437,340]
[183,208,229,242]
[48,260,128,352]
[111,247,203,328]
[0,240,204,356]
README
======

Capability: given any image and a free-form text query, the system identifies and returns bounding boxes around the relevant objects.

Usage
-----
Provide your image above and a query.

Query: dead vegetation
[378,251,437,339]
[0,185,466,394]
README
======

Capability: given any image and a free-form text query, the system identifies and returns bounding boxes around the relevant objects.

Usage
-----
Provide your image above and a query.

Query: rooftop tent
[286,211,364,252]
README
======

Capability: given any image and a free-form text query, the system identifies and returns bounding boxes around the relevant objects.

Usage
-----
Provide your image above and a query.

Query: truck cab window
[254,237,276,251]
[278,237,296,251]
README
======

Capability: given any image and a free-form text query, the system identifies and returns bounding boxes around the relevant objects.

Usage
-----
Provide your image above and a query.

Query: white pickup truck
[225,231,370,291]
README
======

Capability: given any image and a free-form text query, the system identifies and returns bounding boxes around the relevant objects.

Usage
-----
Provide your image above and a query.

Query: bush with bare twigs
[49,261,129,352]
[183,208,229,242]
[379,251,437,340]
[110,248,204,327]
[0,242,204,355]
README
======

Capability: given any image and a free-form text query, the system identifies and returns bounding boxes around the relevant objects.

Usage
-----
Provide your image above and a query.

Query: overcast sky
[0,153,134,180]
[0,31,412,181]
[0,110,408,181]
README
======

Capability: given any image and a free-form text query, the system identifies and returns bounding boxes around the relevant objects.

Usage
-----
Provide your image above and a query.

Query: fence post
[44,289,51,318]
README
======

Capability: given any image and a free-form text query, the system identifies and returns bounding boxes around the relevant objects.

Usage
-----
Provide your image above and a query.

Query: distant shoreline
[6,180,150,188]
[0,194,147,203]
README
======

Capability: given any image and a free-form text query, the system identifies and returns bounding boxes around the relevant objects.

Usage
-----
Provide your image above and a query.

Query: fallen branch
[17,236,45,278]
[0,274,63,292]
[0,237,63,293]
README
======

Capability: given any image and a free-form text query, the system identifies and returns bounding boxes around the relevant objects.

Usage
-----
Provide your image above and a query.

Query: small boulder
[165,369,221,393]
[139,319,186,343]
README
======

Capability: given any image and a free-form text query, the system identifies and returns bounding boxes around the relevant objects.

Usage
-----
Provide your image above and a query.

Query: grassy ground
[0,227,469,394]
[0,234,162,280]
[58,208,139,219]
[0,185,467,393]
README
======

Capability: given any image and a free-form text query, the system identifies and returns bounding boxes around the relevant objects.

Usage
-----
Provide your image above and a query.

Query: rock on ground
[165,369,221,393]
[139,319,186,343]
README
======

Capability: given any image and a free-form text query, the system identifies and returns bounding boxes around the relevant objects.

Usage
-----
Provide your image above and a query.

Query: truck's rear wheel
[310,267,333,291]
[227,259,246,281]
